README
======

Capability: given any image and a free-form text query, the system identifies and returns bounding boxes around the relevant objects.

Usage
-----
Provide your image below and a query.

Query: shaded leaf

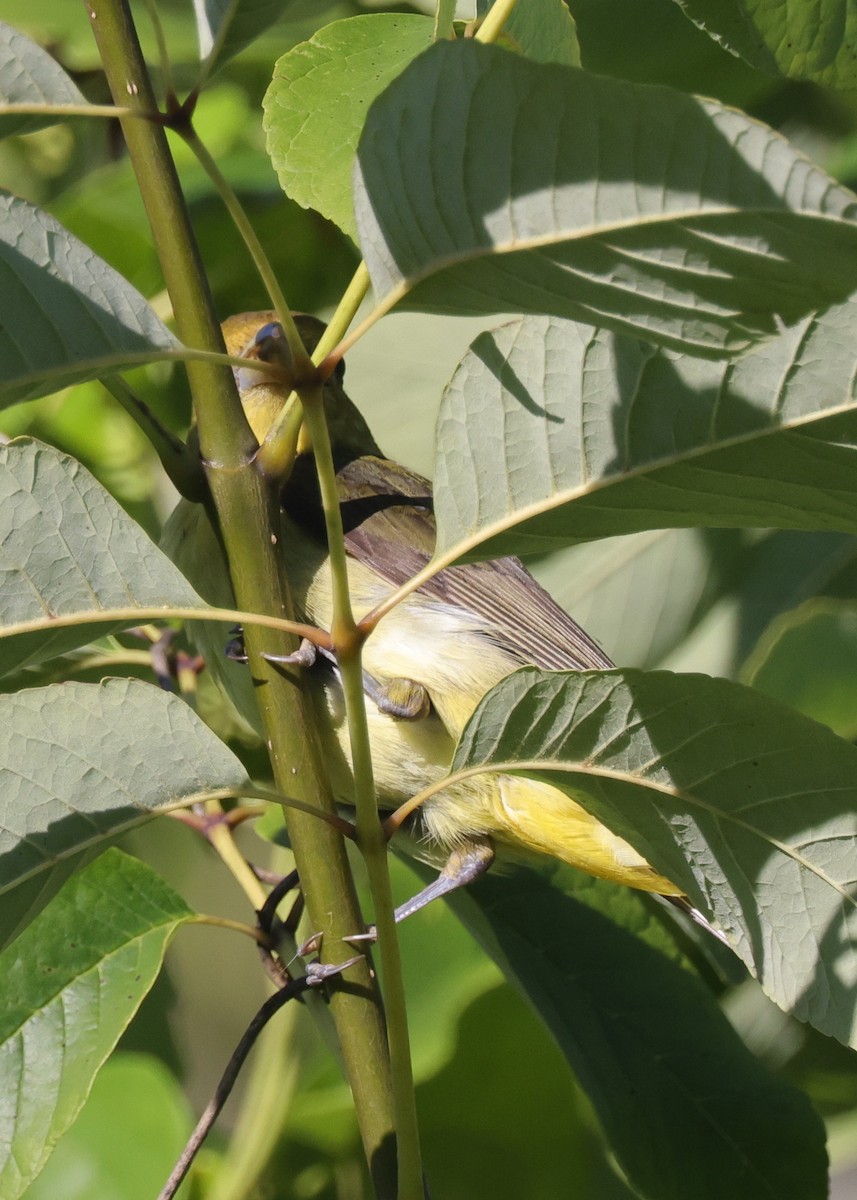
[194,0,292,69]
[0,677,250,948]
[0,850,193,1200]
[744,598,857,738]
[0,19,86,138]
[0,439,205,677]
[418,985,609,1199]
[454,667,857,1046]
[657,530,857,681]
[0,195,178,407]
[432,309,857,563]
[730,531,857,672]
[675,0,857,89]
[568,0,772,104]
[355,40,857,356]
[532,529,746,670]
[445,864,826,1200]
[264,14,435,241]
[501,0,580,66]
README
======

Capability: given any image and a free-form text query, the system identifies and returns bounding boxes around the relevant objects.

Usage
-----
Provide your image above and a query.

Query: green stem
[182,129,311,374]
[315,261,372,373]
[0,101,142,119]
[139,0,176,100]
[86,5,398,1194]
[299,385,424,1200]
[475,0,519,41]
[256,265,372,477]
[0,603,333,646]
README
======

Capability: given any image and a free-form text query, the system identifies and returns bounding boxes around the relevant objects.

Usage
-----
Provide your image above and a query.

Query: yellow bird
[164,312,683,918]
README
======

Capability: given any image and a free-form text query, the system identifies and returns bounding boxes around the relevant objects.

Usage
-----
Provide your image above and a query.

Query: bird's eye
[254,321,283,345]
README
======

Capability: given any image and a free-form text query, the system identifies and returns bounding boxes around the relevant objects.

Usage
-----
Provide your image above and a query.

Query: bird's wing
[335,456,613,672]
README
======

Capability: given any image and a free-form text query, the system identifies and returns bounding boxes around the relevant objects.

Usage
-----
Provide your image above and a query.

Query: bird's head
[222,310,381,467]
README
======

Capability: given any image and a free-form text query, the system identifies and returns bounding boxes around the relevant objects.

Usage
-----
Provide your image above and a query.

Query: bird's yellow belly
[310,631,680,895]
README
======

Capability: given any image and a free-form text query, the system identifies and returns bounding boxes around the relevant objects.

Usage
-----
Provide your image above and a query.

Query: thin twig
[155,977,309,1200]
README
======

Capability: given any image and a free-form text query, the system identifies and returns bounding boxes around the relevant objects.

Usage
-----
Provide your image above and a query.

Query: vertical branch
[299,386,425,1200]
[84,4,398,1194]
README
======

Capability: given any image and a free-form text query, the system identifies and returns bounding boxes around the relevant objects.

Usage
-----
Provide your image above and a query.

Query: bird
[163,311,686,925]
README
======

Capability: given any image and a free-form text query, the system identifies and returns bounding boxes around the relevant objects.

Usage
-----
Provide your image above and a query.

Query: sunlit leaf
[264,14,434,241]
[355,40,857,356]
[0,850,193,1200]
[0,678,249,948]
[454,666,857,1046]
[432,309,857,563]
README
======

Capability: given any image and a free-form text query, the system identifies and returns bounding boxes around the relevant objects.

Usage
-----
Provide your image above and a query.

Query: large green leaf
[674,0,857,89]
[453,667,857,1046]
[264,15,435,241]
[0,677,250,949]
[445,865,826,1200]
[0,439,206,677]
[432,308,857,563]
[0,20,86,138]
[0,195,178,406]
[0,850,193,1200]
[354,40,857,357]
[264,4,580,243]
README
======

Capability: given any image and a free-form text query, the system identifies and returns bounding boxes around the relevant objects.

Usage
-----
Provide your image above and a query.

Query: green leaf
[728,531,857,672]
[533,529,746,670]
[354,40,857,357]
[0,439,206,677]
[744,598,857,738]
[501,0,580,66]
[0,195,178,406]
[0,850,193,1200]
[23,1053,192,1200]
[0,20,87,138]
[195,0,294,69]
[0,677,250,949]
[568,0,775,104]
[453,666,857,1046]
[675,0,857,89]
[446,866,827,1200]
[264,14,435,241]
[159,496,262,738]
[432,310,857,563]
